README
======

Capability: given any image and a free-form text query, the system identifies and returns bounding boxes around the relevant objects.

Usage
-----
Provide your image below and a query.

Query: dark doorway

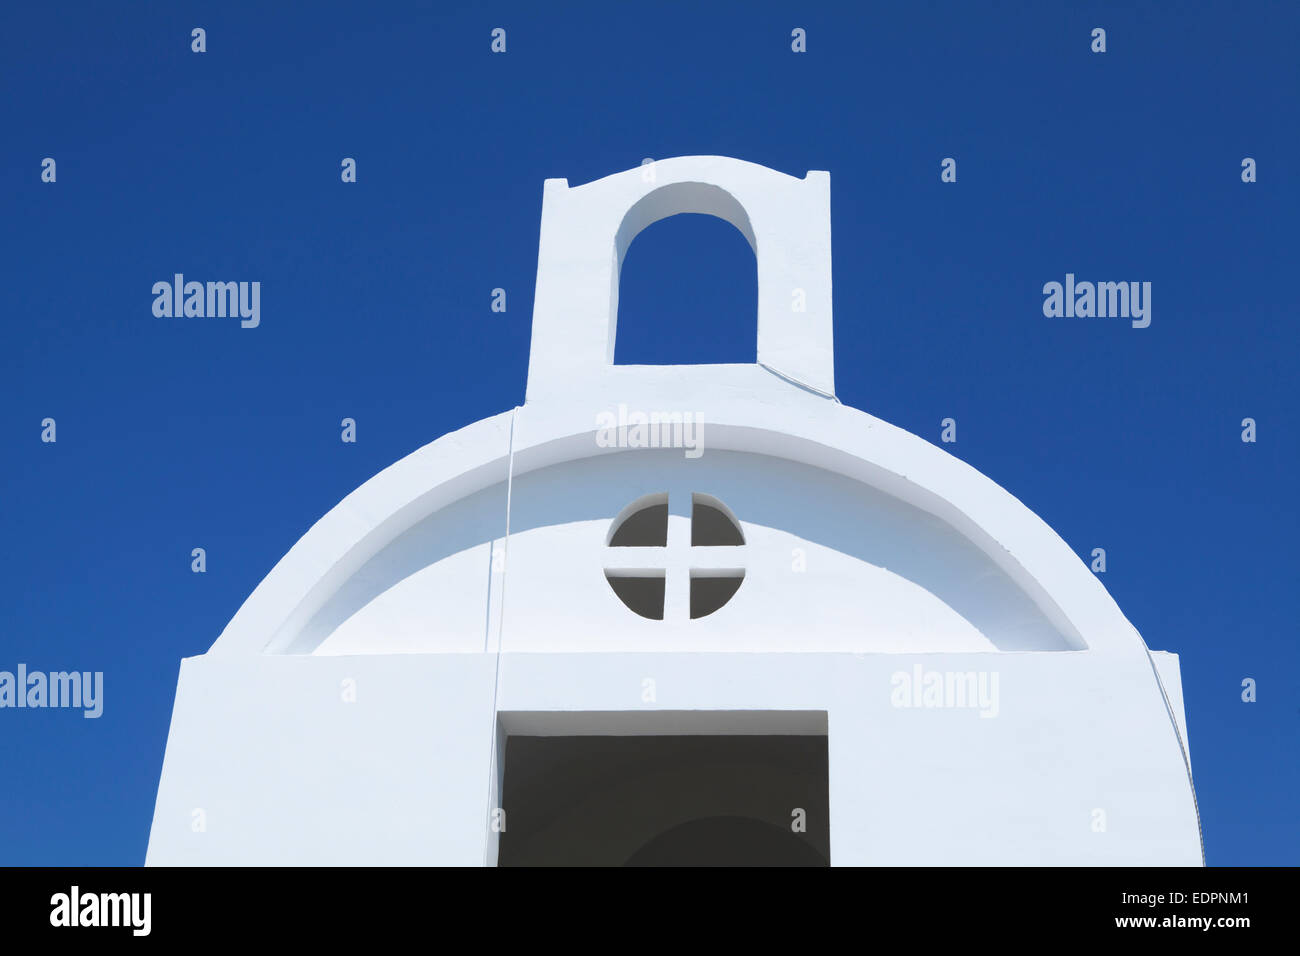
[497,734,829,866]
[624,815,827,866]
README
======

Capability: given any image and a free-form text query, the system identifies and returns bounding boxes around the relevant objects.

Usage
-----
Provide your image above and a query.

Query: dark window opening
[690,573,744,619]
[609,502,668,547]
[691,495,744,546]
[605,574,665,620]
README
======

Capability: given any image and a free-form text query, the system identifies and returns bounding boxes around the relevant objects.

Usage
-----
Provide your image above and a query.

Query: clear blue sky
[1,1,1295,865]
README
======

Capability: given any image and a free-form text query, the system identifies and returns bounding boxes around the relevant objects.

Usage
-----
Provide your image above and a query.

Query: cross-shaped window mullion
[604,491,747,622]
[688,545,748,572]
[603,547,670,573]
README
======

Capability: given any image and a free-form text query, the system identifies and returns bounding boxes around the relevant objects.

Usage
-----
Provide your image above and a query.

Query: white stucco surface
[148,157,1201,866]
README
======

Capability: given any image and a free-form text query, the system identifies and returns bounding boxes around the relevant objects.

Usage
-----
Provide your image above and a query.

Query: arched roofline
[208,383,1150,660]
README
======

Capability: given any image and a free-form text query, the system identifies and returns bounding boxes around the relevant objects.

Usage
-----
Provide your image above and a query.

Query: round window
[604,493,745,620]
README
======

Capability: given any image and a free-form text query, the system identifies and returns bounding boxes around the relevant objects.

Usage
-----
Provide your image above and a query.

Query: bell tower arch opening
[613,211,758,366]
[524,157,836,401]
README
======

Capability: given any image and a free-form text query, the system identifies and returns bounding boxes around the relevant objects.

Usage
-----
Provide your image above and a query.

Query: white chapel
[148,157,1202,866]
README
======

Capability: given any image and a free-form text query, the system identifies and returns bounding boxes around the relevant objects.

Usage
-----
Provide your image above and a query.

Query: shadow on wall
[288,447,1075,653]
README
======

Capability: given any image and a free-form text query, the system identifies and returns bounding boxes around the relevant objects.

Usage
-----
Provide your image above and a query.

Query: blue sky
[1,1,1295,865]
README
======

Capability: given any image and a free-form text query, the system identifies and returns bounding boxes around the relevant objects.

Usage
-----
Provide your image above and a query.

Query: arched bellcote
[525,156,835,401]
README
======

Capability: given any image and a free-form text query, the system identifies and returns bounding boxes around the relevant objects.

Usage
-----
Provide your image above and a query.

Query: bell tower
[525,156,836,401]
